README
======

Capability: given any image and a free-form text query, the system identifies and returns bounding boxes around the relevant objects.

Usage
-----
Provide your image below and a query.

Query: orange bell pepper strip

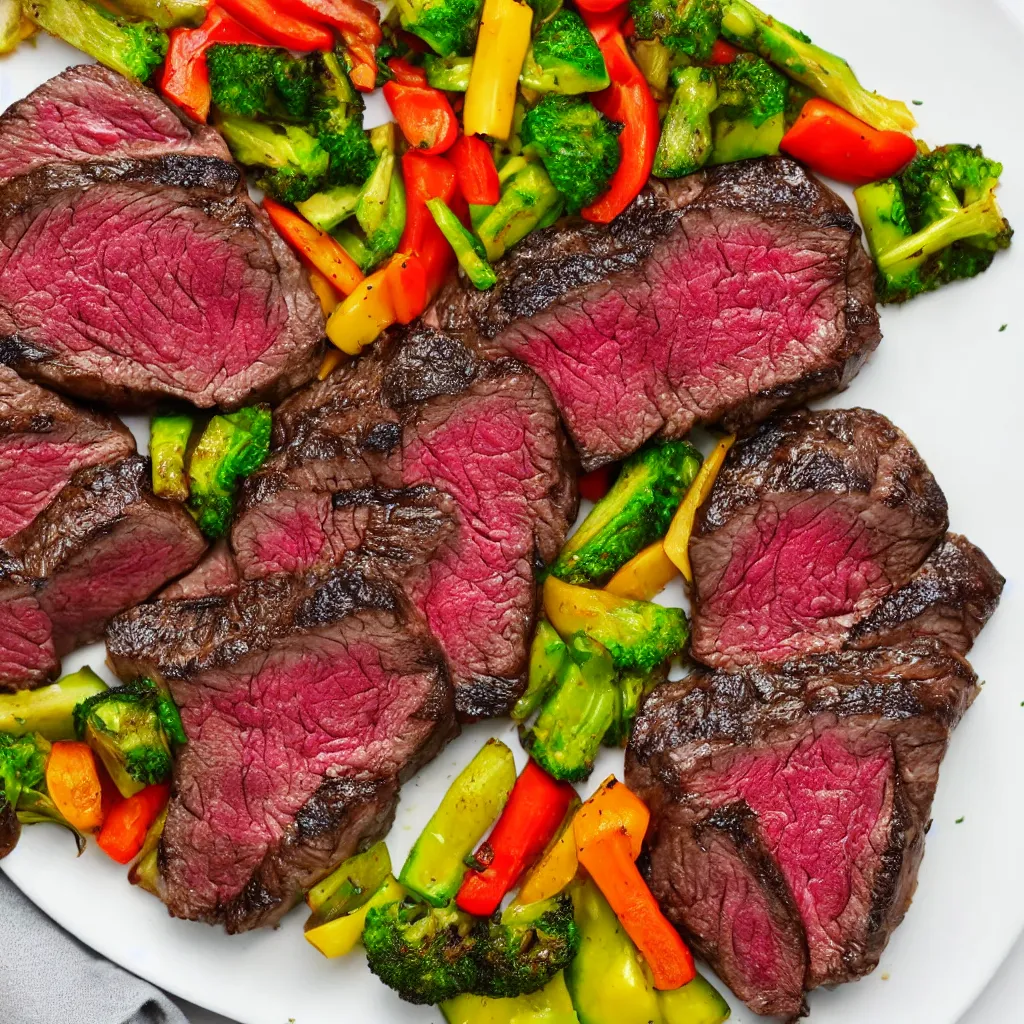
[450,135,501,206]
[318,348,346,379]
[275,0,383,91]
[386,253,429,324]
[97,784,171,865]
[781,98,919,186]
[400,151,460,301]
[263,198,364,296]
[605,540,679,601]
[581,29,659,224]
[45,741,105,833]
[160,6,267,124]
[384,63,459,156]
[218,0,334,51]
[574,778,696,990]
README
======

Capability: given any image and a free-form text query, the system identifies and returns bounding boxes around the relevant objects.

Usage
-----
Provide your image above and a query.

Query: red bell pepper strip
[218,0,335,51]
[450,135,500,206]
[97,784,170,865]
[160,6,266,124]
[575,0,628,12]
[709,38,740,64]
[578,465,612,502]
[384,65,458,156]
[389,56,429,86]
[582,30,659,224]
[781,98,918,186]
[579,4,627,44]
[456,760,577,917]
[275,0,383,91]
[386,253,429,324]
[400,151,461,300]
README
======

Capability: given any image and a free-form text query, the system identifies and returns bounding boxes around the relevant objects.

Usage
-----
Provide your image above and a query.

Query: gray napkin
[0,872,189,1024]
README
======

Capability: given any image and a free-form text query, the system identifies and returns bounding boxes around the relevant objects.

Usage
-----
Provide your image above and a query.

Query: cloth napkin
[0,872,188,1024]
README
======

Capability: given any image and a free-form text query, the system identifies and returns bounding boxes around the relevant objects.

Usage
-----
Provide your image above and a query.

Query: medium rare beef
[626,640,978,1018]
[232,326,577,719]
[158,539,240,601]
[439,157,881,468]
[0,155,323,409]
[2,456,206,659]
[689,408,953,670]
[0,578,58,692]
[0,64,229,183]
[107,570,456,932]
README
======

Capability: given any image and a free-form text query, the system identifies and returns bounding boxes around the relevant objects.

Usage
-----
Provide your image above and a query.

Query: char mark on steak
[688,407,961,670]
[107,570,456,931]
[438,157,881,469]
[626,640,978,1017]
[0,154,323,410]
[232,325,577,720]
[0,64,230,184]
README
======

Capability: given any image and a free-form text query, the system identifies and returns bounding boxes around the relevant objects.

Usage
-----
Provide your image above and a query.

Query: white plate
[3,2,1024,1021]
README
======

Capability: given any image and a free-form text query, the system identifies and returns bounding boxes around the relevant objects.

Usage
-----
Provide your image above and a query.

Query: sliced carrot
[97,784,170,865]
[46,741,104,833]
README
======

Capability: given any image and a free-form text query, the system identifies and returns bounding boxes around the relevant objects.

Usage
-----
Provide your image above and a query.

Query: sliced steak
[3,456,206,656]
[107,571,456,932]
[440,157,881,468]
[158,539,240,601]
[0,156,323,409]
[233,326,577,719]
[626,640,978,1017]
[689,408,951,670]
[0,64,229,182]
[0,577,58,691]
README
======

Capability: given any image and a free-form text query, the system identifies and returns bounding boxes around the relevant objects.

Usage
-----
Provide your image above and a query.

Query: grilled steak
[0,64,229,183]
[440,157,881,468]
[626,640,979,1018]
[232,326,577,719]
[2,456,206,661]
[107,571,456,932]
[0,155,323,409]
[689,408,954,670]
[158,539,240,602]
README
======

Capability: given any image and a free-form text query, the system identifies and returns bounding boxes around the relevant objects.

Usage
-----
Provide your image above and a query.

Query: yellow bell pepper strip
[318,348,346,380]
[659,974,732,1024]
[514,794,581,905]
[663,435,735,582]
[574,778,695,991]
[307,268,341,316]
[463,0,533,141]
[305,874,405,958]
[441,972,580,1024]
[262,197,364,297]
[604,541,678,601]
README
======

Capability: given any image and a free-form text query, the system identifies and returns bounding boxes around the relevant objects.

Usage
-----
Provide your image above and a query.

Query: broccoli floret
[604,665,665,747]
[364,897,483,1004]
[208,45,321,122]
[73,678,183,798]
[425,54,474,91]
[314,51,376,186]
[856,144,1013,304]
[512,619,570,722]
[521,10,609,95]
[474,895,581,998]
[396,0,484,57]
[720,0,914,132]
[521,96,622,214]
[475,162,564,261]
[629,0,722,62]
[552,440,702,585]
[187,405,271,538]
[26,0,167,83]
[714,51,786,126]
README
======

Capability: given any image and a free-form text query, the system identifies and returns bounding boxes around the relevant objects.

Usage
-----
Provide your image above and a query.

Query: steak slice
[0,577,58,692]
[106,571,456,932]
[158,539,240,601]
[626,640,978,1016]
[233,326,577,719]
[689,408,951,670]
[3,456,206,656]
[440,157,881,468]
[0,156,323,409]
[0,64,229,183]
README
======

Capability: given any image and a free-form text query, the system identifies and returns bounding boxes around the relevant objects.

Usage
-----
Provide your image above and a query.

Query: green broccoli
[427,198,497,290]
[521,96,622,213]
[187,405,271,538]
[512,619,570,722]
[855,144,1013,304]
[719,0,914,132]
[25,0,167,83]
[714,51,787,127]
[73,678,184,798]
[521,9,609,95]
[0,732,84,859]
[396,0,484,57]
[0,667,107,741]
[475,161,564,261]
[425,55,474,92]
[208,45,317,121]
[551,439,702,585]
[653,67,717,178]
[629,0,722,63]
[604,665,665,748]
[150,415,193,502]
[313,51,377,187]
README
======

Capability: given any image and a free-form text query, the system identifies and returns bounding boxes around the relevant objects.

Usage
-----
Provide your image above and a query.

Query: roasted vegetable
[396,0,484,56]
[305,874,405,958]
[629,0,721,62]
[521,9,608,94]
[128,806,167,897]
[512,620,570,722]
[604,541,679,602]
[604,665,664,748]
[425,54,474,91]
[187,405,271,538]
[0,668,107,741]
[97,782,169,864]
[73,678,185,799]
[427,198,497,289]
[856,144,1013,304]
[441,973,579,1024]
[25,0,168,83]
[150,415,193,502]
[551,439,701,585]
[544,576,688,672]
[306,841,392,928]
[521,95,622,214]
[652,66,717,178]
[0,0,31,55]
[208,44,315,120]
[475,161,563,261]
[296,184,362,232]
[109,0,207,29]
[314,50,378,186]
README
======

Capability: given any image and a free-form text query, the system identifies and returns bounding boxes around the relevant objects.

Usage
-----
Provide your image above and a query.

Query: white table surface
[166,0,1024,1019]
